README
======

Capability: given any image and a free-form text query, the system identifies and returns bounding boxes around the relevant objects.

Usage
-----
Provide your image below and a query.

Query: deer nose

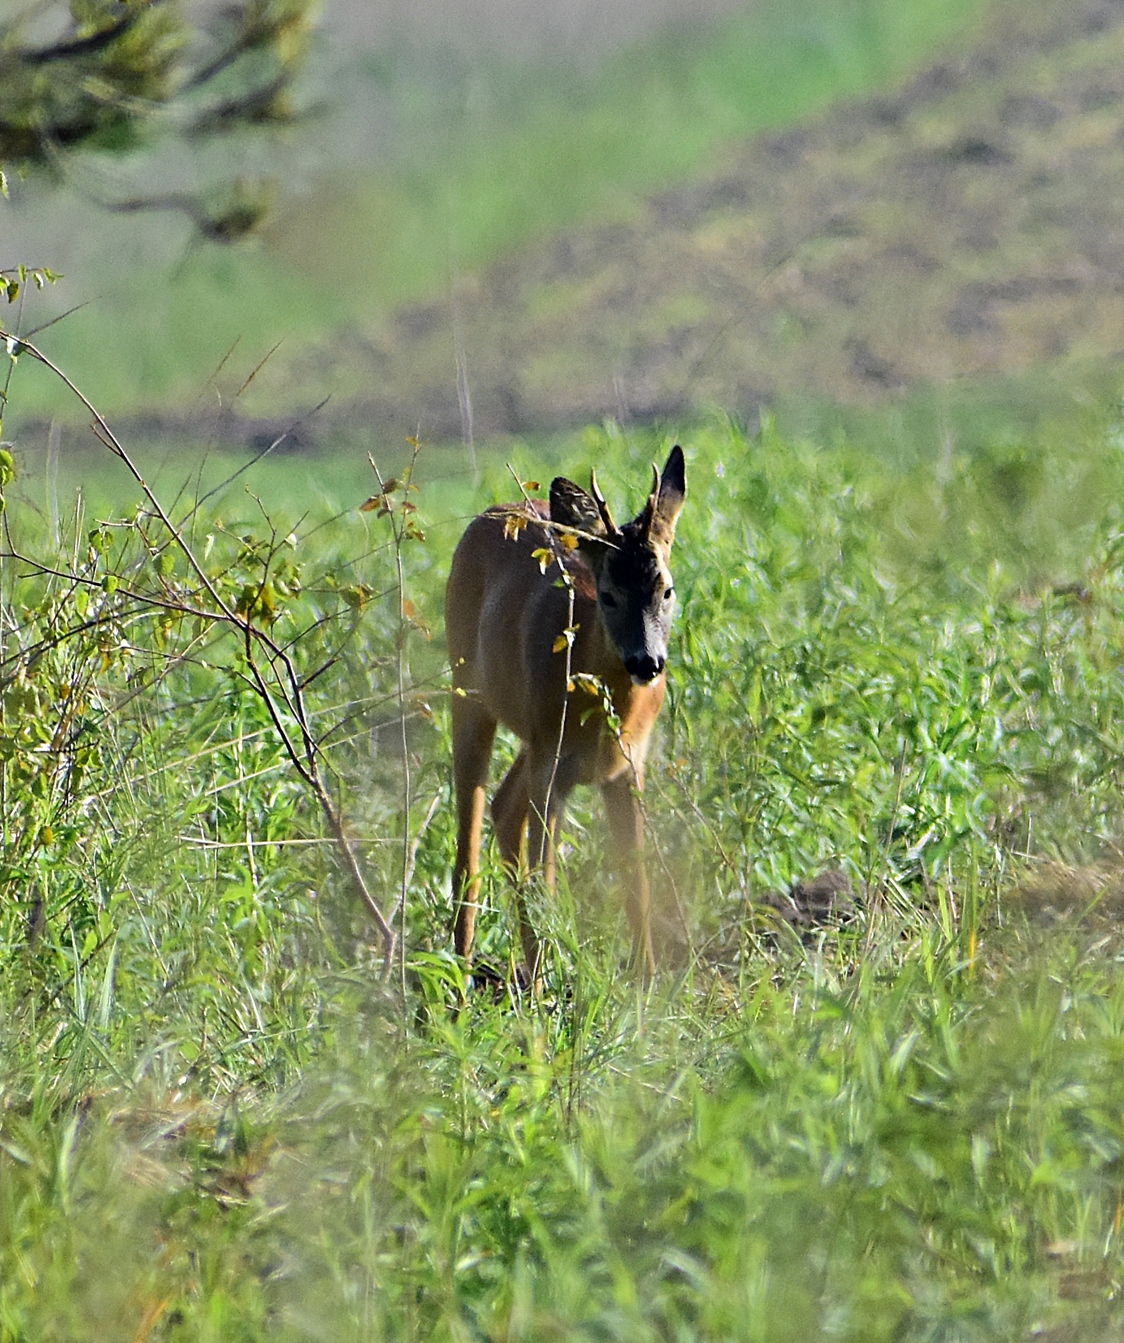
[625,652,664,684]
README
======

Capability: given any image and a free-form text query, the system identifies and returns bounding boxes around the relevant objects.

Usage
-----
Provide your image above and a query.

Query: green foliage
[0,266,57,309]
[4,405,1124,1336]
[0,0,181,166]
[0,453,441,1082]
[664,417,1124,910]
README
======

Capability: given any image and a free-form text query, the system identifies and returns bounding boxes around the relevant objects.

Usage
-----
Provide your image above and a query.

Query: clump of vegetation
[4,358,1124,1336]
[0,0,319,238]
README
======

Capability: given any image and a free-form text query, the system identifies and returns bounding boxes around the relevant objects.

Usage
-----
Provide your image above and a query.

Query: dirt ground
[318,0,1124,441]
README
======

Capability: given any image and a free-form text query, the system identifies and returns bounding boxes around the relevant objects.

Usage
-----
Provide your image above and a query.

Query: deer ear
[649,445,686,548]
[550,477,608,539]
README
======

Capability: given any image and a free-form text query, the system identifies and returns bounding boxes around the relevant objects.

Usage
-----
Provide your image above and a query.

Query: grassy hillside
[265,0,1124,443]
[4,0,984,424]
[3,396,1124,1336]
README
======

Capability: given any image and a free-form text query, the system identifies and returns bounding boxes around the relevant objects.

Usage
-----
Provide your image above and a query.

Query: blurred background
[3,0,1122,469]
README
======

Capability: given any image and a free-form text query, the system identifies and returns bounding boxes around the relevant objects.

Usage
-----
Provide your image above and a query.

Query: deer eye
[601,591,618,609]
[663,586,675,602]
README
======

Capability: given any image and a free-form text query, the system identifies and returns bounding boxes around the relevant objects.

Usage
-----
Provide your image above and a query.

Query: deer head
[549,444,686,684]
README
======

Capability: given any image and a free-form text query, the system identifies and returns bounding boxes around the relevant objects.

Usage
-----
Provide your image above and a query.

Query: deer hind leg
[601,772,656,979]
[451,697,497,963]
[517,755,579,988]
[492,750,529,874]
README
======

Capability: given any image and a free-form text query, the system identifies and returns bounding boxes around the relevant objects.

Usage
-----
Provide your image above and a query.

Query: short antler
[638,462,661,538]
[589,468,620,538]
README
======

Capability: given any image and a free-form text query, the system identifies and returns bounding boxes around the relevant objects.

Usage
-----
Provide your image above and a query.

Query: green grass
[11,0,988,420]
[3,390,1124,1335]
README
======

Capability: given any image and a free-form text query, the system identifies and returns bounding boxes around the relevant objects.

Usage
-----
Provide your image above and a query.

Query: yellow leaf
[552,634,569,653]
[340,584,370,610]
[559,532,579,550]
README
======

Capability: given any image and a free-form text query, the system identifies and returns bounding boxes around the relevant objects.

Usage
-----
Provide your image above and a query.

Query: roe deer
[446,445,686,984]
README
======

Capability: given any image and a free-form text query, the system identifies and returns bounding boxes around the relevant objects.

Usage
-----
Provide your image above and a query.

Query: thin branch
[20,10,140,65]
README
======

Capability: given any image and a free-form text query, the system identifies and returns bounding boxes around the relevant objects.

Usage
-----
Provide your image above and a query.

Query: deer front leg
[601,772,656,978]
[451,698,497,963]
[518,755,577,989]
[494,751,545,991]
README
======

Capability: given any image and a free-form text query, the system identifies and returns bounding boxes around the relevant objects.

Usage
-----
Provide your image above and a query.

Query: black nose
[625,653,664,683]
